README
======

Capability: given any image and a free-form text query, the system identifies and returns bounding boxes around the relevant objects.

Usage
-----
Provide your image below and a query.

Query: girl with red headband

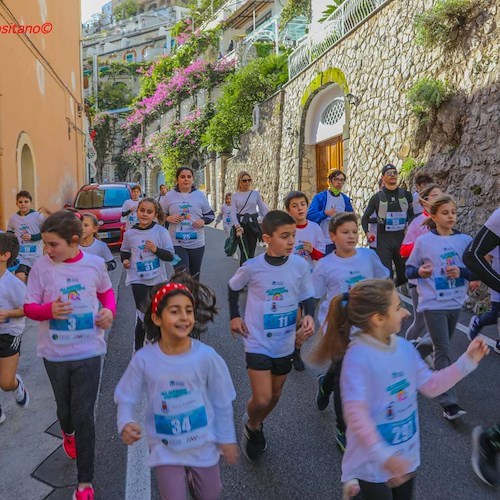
[115,274,238,500]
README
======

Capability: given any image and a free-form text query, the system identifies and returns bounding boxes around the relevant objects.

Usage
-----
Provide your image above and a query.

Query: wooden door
[315,135,344,191]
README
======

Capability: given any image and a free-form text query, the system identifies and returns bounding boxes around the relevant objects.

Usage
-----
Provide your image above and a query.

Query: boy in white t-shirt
[0,233,29,424]
[284,190,325,371]
[121,185,142,231]
[7,190,45,283]
[228,210,315,462]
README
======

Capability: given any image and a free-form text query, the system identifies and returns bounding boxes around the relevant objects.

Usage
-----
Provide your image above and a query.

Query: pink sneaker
[73,486,94,500]
[62,431,77,459]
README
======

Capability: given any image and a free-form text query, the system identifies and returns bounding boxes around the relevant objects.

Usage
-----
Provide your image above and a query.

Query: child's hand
[301,315,315,338]
[230,317,248,338]
[123,259,131,269]
[52,297,73,319]
[325,207,336,217]
[121,422,142,445]
[0,309,9,323]
[418,262,433,278]
[302,241,313,254]
[295,326,308,347]
[145,240,157,253]
[468,280,481,292]
[167,214,183,224]
[383,454,411,487]
[445,266,460,279]
[95,308,114,329]
[220,443,239,465]
[21,232,31,241]
[192,219,205,229]
[466,337,489,363]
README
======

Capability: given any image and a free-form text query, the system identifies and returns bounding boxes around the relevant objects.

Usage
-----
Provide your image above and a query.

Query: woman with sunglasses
[230,171,269,265]
[307,169,354,255]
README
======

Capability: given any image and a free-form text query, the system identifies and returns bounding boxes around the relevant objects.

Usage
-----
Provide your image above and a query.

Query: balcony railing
[288,0,389,79]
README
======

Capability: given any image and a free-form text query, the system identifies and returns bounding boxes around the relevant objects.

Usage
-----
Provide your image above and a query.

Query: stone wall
[223,0,499,234]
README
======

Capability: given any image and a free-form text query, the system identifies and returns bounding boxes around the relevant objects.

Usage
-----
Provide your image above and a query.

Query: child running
[216,193,238,260]
[406,195,473,420]
[229,210,315,461]
[313,213,389,451]
[7,190,45,282]
[24,210,116,500]
[115,273,238,500]
[312,279,488,500]
[284,190,325,371]
[0,233,28,424]
[79,213,116,271]
[121,185,142,232]
[121,198,175,351]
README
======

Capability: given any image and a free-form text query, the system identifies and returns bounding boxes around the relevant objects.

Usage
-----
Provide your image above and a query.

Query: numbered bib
[49,298,95,345]
[385,212,407,232]
[154,389,208,451]
[128,212,138,225]
[175,219,198,241]
[434,275,466,301]
[136,256,161,280]
[377,411,417,448]
[263,300,297,340]
[19,243,37,254]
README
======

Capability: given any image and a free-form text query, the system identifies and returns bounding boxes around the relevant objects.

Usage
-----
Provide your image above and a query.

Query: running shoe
[62,431,77,459]
[467,315,481,341]
[494,340,500,355]
[292,348,305,372]
[241,415,266,462]
[73,486,94,500]
[335,430,347,453]
[0,406,5,424]
[442,404,467,420]
[471,426,498,487]
[316,375,331,411]
[14,374,29,407]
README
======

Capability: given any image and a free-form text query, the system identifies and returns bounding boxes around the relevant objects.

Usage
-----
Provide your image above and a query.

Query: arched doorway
[16,133,37,203]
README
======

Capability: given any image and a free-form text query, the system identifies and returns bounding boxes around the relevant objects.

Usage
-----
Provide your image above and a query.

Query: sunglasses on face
[385,171,398,176]
[241,178,252,183]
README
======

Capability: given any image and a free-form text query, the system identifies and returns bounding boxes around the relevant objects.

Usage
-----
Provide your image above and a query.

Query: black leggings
[322,360,346,433]
[174,245,205,278]
[44,356,101,483]
[238,223,258,265]
[376,232,407,287]
[131,283,154,351]
[359,476,415,500]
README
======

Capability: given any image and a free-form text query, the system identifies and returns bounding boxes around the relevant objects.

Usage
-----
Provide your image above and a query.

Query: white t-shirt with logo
[121,224,174,286]
[218,204,233,232]
[0,270,26,337]
[406,231,472,312]
[320,192,347,246]
[121,199,141,231]
[160,190,213,249]
[293,221,325,272]
[228,254,315,358]
[313,248,389,329]
[79,238,114,265]
[7,210,45,267]
[115,340,236,468]
[25,253,112,362]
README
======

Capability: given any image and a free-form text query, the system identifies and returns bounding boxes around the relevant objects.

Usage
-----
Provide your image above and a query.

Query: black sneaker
[467,315,481,341]
[442,404,467,420]
[494,340,500,355]
[316,375,331,411]
[471,426,498,487]
[292,348,305,371]
[241,417,266,462]
[0,405,5,424]
[335,430,347,453]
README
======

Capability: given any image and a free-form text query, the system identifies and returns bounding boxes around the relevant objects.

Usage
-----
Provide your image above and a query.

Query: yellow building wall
[0,0,86,228]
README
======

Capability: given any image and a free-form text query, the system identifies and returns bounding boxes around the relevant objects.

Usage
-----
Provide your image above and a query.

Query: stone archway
[16,132,37,203]
[297,68,350,197]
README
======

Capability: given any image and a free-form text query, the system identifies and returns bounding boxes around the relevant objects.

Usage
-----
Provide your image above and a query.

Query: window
[74,188,130,209]
[321,98,345,126]
[125,52,135,63]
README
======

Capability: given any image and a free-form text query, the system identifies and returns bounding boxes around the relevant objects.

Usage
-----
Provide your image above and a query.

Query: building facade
[0,0,86,227]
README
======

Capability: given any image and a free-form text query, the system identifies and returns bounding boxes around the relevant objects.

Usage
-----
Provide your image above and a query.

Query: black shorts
[16,264,31,275]
[0,334,22,358]
[245,352,293,376]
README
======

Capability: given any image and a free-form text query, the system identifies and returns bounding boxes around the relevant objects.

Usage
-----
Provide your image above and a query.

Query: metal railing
[288,0,389,79]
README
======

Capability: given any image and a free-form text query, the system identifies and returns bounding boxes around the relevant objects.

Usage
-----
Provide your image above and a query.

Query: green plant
[399,157,425,181]
[91,114,118,181]
[202,54,288,153]
[280,0,311,28]
[406,78,454,121]
[113,0,141,22]
[319,0,346,22]
[414,0,475,48]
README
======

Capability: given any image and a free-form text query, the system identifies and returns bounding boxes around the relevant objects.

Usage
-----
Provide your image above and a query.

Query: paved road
[2,227,499,499]
[97,228,500,500]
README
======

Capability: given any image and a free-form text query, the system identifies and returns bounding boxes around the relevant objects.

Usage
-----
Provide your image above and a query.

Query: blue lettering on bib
[49,313,94,332]
[155,406,208,436]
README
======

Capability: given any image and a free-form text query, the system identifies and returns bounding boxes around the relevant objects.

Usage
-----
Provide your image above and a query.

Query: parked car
[69,182,135,248]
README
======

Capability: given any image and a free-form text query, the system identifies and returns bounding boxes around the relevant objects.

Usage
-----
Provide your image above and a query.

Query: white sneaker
[14,374,29,408]
[0,406,5,424]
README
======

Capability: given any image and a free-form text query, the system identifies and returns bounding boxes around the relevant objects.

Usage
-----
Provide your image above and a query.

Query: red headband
[152,283,193,315]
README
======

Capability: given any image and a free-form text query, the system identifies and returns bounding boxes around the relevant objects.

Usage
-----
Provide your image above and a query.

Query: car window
[74,188,130,209]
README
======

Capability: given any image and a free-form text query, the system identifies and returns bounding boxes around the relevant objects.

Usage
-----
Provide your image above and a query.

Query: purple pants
[155,464,222,500]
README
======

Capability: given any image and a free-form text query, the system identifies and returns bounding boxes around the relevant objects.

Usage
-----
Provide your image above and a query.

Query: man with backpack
[361,164,414,286]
